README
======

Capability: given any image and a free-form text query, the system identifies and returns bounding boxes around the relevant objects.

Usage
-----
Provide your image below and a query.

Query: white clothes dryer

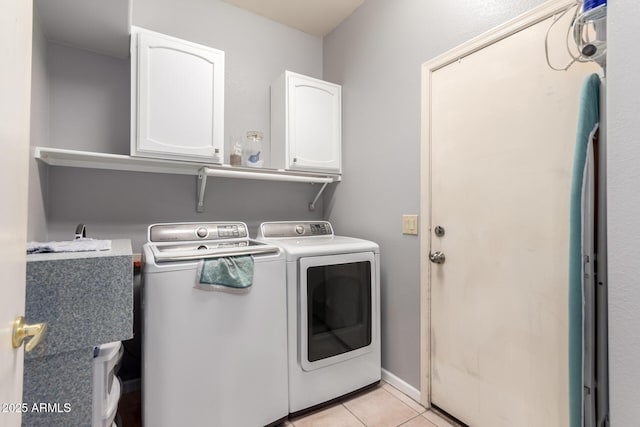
[142,222,288,427]
[257,221,381,415]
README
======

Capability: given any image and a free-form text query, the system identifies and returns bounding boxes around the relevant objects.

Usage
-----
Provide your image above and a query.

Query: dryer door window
[299,252,376,371]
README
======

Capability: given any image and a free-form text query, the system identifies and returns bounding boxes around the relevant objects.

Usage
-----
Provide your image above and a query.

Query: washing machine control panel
[149,222,248,242]
[215,224,245,239]
[309,223,331,235]
[260,221,334,238]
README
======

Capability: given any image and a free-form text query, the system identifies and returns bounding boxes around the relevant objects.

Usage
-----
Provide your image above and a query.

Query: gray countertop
[27,239,132,261]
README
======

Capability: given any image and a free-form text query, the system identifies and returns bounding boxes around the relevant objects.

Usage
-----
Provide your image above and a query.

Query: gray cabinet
[23,240,133,427]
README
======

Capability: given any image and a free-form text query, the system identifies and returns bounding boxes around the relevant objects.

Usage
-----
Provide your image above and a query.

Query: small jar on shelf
[243,131,264,168]
[229,138,243,166]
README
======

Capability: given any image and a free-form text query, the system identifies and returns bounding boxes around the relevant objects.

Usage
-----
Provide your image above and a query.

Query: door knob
[12,316,47,352]
[429,251,446,264]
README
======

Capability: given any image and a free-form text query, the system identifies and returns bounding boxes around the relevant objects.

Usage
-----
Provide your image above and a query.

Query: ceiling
[221,0,366,37]
[34,0,364,59]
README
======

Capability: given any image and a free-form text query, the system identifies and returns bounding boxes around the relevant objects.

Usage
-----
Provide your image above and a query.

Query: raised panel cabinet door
[133,28,224,161]
[287,74,341,172]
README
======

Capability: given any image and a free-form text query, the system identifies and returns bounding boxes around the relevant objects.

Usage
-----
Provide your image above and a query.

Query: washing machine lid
[150,240,279,262]
[146,222,280,262]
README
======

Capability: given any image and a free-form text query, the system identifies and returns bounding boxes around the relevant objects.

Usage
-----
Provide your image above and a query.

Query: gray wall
[323,0,545,389]
[48,42,130,155]
[31,0,326,251]
[47,168,325,250]
[27,7,49,242]
[607,0,640,423]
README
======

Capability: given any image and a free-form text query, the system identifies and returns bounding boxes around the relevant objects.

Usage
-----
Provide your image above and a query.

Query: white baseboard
[381,368,421,403]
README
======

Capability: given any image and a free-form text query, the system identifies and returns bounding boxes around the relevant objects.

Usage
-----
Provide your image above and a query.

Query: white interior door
[0,0,33,423]
[424,6,598,427]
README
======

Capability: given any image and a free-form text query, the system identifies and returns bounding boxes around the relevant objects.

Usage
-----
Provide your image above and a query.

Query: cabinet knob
[293,158,297,163]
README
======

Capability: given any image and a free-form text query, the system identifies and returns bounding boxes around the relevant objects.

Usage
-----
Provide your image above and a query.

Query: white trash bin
[93,341,124,427]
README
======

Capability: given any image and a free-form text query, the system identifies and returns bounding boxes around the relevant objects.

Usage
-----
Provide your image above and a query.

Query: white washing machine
[142,222,288,427]
[257,221,381,415]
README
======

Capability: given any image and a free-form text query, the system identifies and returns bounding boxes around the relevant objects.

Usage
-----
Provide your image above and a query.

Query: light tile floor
[284,382,461,427]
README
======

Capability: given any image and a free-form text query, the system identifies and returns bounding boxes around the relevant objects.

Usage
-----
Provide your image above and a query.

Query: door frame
[0,0,33,421]
[418,0,577,407]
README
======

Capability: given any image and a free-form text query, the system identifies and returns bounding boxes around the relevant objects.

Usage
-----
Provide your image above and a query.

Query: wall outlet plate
[402,214,419,235]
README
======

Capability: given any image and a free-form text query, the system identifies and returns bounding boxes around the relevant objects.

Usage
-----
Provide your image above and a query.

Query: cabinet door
[287,74,341,172]
[133,29,224,161]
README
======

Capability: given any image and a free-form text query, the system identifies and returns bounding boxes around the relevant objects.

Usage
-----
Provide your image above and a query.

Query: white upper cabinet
[271,71,341,174]
[131,27,225,163]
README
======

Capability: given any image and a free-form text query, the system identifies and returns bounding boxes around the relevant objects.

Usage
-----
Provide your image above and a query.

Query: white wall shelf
[35,147,340,212]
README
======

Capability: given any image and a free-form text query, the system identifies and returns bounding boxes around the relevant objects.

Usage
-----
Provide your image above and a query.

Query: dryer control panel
[259,221,334,238]
[149,222,248,242]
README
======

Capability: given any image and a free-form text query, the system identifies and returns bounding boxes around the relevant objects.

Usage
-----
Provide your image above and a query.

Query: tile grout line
[398,413,430,427]
[341,386,423,427]
[381,381,426,412]
[379,385,424,417]
[291,382,426,427]
[424,407,461,427]
[340,402,368,426]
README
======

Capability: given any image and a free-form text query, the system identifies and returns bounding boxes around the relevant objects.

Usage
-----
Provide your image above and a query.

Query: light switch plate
[402,214,418,235]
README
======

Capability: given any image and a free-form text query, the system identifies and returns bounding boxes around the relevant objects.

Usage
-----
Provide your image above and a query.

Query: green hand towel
[198,255,254,290]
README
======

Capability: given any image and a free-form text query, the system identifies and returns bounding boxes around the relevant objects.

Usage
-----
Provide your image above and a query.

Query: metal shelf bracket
[308,182,329,212]
[196,167,337,213]
[196,167,208,213]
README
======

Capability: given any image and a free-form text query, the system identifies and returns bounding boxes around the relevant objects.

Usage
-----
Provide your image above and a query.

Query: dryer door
[299,251,376,371]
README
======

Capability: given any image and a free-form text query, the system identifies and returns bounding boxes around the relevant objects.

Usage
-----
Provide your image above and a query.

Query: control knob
[196,227,208,238]
[295,225,305,235]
